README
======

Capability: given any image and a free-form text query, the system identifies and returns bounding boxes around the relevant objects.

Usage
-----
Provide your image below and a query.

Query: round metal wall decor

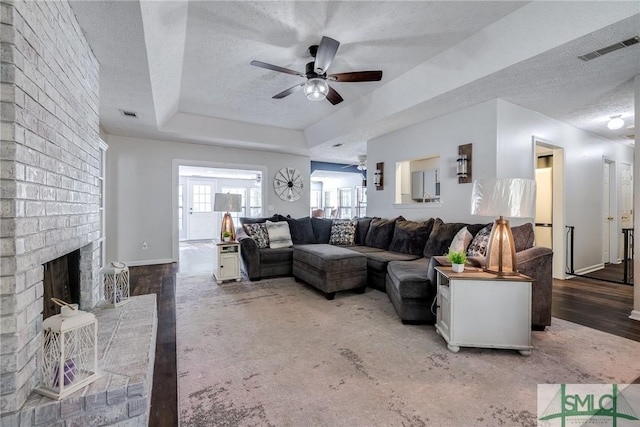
[274,167,303,202]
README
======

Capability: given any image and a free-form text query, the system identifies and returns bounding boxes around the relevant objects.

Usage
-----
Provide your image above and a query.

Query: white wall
[496,99,634,273]
[368,98,634,276]
[106,136,310,264]
[367,100,498,222]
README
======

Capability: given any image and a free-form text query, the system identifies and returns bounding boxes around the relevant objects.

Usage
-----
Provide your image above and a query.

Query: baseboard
[573,263,605,276]
[125,258,176,267]
[629,310,640,322]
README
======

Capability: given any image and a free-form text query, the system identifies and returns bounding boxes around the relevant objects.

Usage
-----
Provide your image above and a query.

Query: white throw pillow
[449,226,473,253]
[265,220,293,249]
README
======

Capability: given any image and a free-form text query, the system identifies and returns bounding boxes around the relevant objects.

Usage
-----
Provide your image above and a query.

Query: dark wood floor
[129,264,640,426]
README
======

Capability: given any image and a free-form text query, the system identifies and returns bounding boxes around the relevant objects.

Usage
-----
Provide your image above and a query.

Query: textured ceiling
[69,1,639,164]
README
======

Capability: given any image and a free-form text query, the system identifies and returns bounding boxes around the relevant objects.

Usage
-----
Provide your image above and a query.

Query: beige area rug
[176,273,640,427]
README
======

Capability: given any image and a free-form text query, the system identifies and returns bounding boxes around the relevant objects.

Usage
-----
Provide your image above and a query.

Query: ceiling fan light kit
[251,36,383,105]
[304,78,329,101]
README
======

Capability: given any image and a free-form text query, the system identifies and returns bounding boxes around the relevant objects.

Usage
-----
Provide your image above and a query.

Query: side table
[212,239,242,284]
[434,266,532,356]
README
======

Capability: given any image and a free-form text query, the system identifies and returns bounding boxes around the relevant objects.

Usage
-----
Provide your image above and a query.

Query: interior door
[187,178,216,240]
[602,162,612,263]
[620,163,633,259]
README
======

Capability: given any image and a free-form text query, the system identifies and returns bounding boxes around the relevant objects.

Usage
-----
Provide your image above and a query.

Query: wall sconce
[374,162,384,190]
[457,144,472,184]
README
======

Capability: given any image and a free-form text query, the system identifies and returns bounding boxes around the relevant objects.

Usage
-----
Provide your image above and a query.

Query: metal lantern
[100,262,130,307]
[35,300,100,400]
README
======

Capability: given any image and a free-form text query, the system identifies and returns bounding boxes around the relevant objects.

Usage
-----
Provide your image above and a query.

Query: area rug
[175,273,640,427]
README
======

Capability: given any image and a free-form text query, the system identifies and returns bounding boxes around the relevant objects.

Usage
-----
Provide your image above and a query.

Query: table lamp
[470,178,536,275]
[214,193,242,241]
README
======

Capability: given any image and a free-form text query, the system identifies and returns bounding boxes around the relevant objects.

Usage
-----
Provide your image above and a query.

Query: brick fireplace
[1,0,103,418]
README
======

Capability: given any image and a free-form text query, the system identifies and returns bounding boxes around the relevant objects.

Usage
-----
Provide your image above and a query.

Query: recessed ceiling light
[119,109,138,119]
[607,115,624,130]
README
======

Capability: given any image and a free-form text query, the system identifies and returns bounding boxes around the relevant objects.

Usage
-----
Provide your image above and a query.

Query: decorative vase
[223,236,231,242]
[452,263,465,273]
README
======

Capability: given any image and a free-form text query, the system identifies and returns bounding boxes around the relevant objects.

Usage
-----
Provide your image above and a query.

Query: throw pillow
[449,226,473,253]
[354,217,376,246]
[265,220,293,249]
[388,218,435,255]
[311,217,333,244]
[423,219,467,257]
[511,222,535,252]
[244,223,270,249]
[467,224,492,257]
[329,219,358,246]
[285,216,315,244]
[365,217,403,249]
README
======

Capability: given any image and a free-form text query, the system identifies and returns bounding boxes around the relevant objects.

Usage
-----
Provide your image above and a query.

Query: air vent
[578,36,639,61]
[119,109,138,118]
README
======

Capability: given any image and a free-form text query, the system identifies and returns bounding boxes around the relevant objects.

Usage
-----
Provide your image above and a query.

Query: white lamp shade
[471,178,536,218]
[214,193,241,212]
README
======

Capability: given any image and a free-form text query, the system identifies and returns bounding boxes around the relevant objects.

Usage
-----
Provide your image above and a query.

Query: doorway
[173,162,265,272]
[603,160,616,264]
[534,137,565,279]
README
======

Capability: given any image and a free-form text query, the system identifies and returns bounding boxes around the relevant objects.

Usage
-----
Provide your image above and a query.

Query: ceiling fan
[341,155,367,171]
[250,36,383,105]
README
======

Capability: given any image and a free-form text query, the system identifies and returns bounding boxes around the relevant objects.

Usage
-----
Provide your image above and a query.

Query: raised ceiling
[69,1,640,163]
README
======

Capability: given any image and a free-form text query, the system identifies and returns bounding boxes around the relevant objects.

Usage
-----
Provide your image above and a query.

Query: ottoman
[293,244,367,300]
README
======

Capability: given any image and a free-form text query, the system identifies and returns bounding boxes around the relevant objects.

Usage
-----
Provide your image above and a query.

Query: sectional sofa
[236,215,553,329]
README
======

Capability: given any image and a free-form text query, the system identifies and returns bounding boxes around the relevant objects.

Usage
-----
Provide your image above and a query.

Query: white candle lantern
[100,262,130,307]
[35,301,100,399]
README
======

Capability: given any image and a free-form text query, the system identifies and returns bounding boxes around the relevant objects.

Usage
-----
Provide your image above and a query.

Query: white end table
[212,239,242,284]
[434,266,533,356]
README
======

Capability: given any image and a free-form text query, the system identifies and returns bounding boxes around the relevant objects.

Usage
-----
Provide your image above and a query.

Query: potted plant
[446,249,467,273]
[222,231,232,242]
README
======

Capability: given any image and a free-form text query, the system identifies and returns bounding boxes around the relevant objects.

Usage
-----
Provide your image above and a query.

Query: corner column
[631,74,640,322]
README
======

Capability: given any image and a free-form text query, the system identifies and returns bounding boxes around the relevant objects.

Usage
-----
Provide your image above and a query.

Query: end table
[212,239,241,284]
[434,266,533,356]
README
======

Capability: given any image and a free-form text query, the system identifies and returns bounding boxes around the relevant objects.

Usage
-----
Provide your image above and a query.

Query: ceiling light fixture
[304,78,328,101]
[607,115,625,130]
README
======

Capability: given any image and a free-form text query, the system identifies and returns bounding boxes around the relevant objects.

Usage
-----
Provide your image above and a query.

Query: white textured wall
[496,99,634,274]
[106,136,310,264]
[633,74,640,322]
[367,100,498,222]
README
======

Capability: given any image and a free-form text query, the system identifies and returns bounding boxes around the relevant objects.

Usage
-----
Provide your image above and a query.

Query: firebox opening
[43,249,81,319]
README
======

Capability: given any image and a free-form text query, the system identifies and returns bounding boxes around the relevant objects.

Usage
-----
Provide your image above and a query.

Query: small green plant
[446,249,467,265]
[222,231,232,238]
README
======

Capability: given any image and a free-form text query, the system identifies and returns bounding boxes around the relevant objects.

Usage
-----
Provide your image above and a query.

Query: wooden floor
[129,264,640,426]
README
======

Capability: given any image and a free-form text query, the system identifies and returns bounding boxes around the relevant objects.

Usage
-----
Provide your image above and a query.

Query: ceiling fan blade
[326,85,343,105]
[273,83,304,99]
[314,36,340,75]
[250,60,305,77]
[328,70,383,83]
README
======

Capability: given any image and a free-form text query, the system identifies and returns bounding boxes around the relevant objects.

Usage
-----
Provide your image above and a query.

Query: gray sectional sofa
[236,215,553,329]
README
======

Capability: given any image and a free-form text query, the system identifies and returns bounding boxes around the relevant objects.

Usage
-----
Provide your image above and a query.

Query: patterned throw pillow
[265,220,293,249]
[329,219,357,246]
[244,223,270,248]
[467,224,492,257]
[449,226,473,253]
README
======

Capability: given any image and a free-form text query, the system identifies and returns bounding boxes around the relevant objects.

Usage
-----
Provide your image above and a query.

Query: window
[192,185,212,212]
[338,187,352,219]
[249,188,262,217]
[356,186,367,217]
